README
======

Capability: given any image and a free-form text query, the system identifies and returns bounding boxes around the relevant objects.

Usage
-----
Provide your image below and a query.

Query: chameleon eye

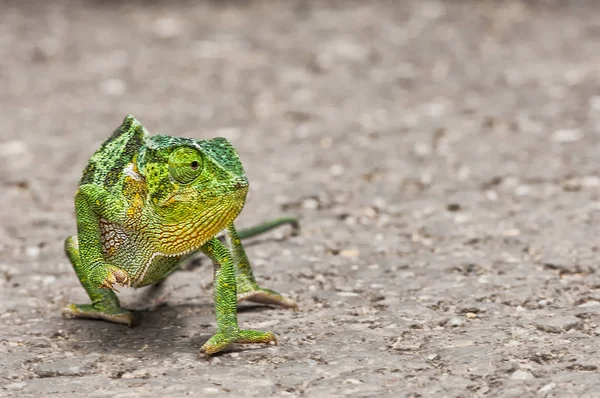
[168,147,203,184]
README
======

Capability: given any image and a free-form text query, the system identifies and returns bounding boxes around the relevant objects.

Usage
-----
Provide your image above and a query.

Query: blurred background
[1,0,600,396]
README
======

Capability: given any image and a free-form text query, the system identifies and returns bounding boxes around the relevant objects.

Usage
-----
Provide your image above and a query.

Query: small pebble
[446,317,464,327]
[534,316,581,333]
[339,248,360,258]
[511,370,534,380]
[153,17,183,39]
[551,129,583,143]
[0,140,28,157]
[344,379,362,384]
[537,383,556,395]
[329,164,345,176]
[100,78,127,97]
[302,198,319,210]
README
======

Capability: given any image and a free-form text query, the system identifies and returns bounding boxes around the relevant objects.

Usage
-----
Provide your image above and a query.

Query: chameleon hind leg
[62,235,134,326]
[228,223,298,309]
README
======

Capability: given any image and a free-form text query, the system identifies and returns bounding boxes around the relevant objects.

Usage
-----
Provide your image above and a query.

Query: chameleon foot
[237,288,298,310]
[98,266,131,291]
[62,303,134,326]
[63,304,134,326]
[200,330,277,356]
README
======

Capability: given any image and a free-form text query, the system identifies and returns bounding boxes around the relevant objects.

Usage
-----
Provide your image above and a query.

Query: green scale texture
[63,115,299,355]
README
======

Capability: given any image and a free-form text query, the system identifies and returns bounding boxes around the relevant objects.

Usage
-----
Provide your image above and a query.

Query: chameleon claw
[99,267,131,291]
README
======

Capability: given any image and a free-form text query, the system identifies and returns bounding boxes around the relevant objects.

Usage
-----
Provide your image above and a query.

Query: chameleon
[62,115,299,355]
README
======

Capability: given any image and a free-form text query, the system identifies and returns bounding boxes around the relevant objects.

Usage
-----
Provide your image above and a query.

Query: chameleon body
[63,115,298,355]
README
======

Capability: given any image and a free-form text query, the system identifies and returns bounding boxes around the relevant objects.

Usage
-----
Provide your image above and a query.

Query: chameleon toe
[237,288,298,310]
[235,330,277,344]
[62,303,134,326]
[199,330,277,356]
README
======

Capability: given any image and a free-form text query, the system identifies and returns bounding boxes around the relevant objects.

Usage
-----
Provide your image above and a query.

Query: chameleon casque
[62,115,299,355]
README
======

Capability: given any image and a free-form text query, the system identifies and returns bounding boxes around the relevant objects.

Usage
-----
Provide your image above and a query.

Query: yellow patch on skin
[132,193,143,209]
[123,179,146,218]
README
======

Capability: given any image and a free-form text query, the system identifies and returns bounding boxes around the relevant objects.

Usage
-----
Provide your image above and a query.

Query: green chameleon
[62,115,299,355]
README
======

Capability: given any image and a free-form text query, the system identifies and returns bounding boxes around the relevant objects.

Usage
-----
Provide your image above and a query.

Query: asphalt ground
[1,1,600,396]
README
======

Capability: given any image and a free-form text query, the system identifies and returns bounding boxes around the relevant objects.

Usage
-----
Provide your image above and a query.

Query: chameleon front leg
[62,185,133,325]
[62,235,134,325]
[200,237,276,355]
[228,223,298,309]
[73,184,131,290]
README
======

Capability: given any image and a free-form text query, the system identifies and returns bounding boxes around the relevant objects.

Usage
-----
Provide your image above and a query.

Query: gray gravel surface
[2,1,600,396]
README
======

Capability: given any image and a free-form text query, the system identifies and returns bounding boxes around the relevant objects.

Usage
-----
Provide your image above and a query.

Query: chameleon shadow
[61,298,277,358]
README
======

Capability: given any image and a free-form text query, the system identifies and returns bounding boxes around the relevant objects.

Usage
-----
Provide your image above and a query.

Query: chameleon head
[137,135,249,252]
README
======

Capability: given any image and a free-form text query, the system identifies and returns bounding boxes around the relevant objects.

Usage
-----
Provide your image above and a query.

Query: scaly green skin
[62,115,299,355]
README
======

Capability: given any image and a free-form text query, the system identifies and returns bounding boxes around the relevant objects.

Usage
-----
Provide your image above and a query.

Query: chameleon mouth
[158,178,248,207]
[234,181,247,190]
[232,177,249,191]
